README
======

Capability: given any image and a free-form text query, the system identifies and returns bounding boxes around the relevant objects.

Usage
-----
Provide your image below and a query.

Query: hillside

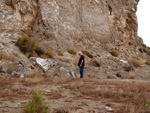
[0,0,150,112]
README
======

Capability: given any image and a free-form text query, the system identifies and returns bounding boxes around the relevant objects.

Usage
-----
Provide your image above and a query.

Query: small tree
[24,91,50,113]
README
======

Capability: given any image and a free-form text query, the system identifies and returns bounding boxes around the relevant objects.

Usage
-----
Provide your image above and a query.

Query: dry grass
[110,49,120,57]
[82,51,93,58]
[58,50,64,56]
[45,49,54,58]
[0,77,150,113]
[128,57,146,67]
[62,79,150,113]
[53,107,70,113]
[68,49,77,55]
[129,70,136,79]
[0,52,18,62]
[7,63,18,74]
[22,77,44,86]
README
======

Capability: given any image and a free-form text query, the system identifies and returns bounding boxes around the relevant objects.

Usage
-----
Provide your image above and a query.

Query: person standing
[78,51,85,78]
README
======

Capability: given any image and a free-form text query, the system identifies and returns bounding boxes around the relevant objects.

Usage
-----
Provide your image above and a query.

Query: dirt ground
[0,77,150,113]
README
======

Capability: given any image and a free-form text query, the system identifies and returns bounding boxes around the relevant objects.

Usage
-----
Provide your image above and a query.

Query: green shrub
[147,100,150,109]
[16,36,55,58]
[82,51,93,58]
[24,91,50,113]
[58,50,64,56]
[110,49,120,57]
[68,49,77,55]
[16,36,37,56]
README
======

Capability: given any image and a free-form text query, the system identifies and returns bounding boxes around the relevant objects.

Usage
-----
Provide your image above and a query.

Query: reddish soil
[0,77,150,113]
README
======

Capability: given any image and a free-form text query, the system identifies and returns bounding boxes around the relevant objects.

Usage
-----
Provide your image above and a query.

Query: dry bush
[45,49,54,58]
[145,60,150,65]
[7,63,18,74]
[58,50,64,56]
[128,57,146,67]
[110,49,120,57]
[129,70,136,79]
[82,51,93,58]
[68,49,77,55]
[35,46,45,57]
[0,52,18,62]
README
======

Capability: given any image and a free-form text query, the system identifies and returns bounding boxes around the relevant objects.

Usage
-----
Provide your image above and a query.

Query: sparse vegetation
[82,51,93,58]
[16,35,54,58]
[128,57,145,67]
[0,77,150,113]
[68,49,77,55]
[147,100,150,109]
[45,49,54,58]
[58,50,64,56]
[0,52,18,62]
[54,107,70,113]
[7,63,18,74]
[145,60,150,65]
[110,49,120,57]
[24,91,50,113]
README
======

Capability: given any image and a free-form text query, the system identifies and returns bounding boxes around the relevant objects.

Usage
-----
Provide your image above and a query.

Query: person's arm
[80,60,83,67]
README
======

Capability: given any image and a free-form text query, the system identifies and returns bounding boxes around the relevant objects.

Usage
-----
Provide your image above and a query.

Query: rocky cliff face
[0,0,140,52]
[2,0,149,78]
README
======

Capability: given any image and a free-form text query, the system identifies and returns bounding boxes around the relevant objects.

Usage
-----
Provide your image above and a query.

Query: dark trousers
[80,67,84,78]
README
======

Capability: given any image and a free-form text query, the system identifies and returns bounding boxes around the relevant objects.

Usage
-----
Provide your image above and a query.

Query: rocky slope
[1,0,150,78]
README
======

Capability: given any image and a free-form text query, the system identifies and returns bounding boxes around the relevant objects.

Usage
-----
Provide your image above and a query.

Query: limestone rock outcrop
[1,0,147,78]
[0,0,140,52]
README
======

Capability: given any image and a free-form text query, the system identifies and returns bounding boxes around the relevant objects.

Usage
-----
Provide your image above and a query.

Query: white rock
[36,58,55,72]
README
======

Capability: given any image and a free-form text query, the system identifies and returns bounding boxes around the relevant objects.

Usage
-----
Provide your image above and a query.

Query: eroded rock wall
[0,0,140,52]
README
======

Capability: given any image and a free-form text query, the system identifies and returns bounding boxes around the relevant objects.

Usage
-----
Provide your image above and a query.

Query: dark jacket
[78,55,85,67]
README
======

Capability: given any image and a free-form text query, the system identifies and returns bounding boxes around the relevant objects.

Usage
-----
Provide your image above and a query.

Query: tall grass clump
[58,50,64,56]
[24,91,50,113]
[16,35,37,56]
[110,49,120,57]
[128,57,145,67]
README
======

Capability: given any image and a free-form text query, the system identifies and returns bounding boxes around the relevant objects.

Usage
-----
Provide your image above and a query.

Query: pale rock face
[0,0,37,37]
[0,0,140,52]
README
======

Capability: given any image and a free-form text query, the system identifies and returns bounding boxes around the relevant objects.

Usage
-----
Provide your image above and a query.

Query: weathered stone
[30,57,55,72]
[1,0,140,52]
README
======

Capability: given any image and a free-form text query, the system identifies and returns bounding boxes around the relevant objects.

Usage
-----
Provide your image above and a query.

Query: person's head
[78,51,83,56]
